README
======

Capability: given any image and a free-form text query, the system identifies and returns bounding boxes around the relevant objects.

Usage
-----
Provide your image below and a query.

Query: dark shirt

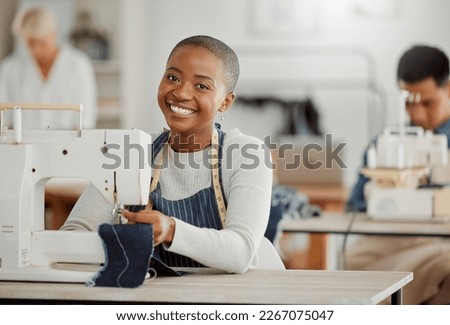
[346,119,450,212]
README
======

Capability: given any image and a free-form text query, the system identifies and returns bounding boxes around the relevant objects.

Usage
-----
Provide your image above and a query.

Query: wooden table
[297,185,348,212]
[281,213,450,276]
[281,213,450,238]
[0,269,412,305]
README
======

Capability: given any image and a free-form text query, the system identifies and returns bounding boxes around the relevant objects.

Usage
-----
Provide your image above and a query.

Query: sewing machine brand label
[21,248,31,264]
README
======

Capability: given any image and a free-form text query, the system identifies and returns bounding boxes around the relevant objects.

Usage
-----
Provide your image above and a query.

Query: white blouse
[0,45,97,129]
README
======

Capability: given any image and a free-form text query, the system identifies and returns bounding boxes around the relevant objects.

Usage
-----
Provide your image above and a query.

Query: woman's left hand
[122,210,176,246]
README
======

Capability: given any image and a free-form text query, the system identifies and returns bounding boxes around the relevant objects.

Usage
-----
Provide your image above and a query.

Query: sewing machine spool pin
[112,203,125,220]
[0,102,83,138]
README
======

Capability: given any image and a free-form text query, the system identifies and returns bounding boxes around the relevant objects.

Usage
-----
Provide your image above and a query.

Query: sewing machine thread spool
[0,110,3,138]
[13,106,22,144]
[397,143,405,169]
[367,144,377,168]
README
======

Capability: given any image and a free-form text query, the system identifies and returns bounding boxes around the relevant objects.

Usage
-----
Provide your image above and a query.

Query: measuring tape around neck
[147,128,227,227]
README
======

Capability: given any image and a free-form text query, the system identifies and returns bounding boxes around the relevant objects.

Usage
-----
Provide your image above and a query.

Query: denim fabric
[87,223,154,288]
[266,197,283,243]
[271,185,321,219]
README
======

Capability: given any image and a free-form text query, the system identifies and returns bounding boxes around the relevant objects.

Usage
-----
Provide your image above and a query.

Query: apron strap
[146,133,169,210]
[147,128,227,227]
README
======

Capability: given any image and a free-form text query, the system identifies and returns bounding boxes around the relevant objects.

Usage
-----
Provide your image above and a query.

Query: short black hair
[397,45,449,87]
[168,35,240,93]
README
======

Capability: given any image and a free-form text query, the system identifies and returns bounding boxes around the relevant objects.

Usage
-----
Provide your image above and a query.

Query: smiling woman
[157,46,233,150]
[157,39,238,151]
[62,35,276,275]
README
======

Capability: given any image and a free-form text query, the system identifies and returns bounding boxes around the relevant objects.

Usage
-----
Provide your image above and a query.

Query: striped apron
[130,125,226,268]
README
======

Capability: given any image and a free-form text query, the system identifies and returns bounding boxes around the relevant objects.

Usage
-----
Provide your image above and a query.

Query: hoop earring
[218,110,226,121]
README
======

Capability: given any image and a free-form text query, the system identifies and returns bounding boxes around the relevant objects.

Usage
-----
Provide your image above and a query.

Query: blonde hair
[12,7,57,39]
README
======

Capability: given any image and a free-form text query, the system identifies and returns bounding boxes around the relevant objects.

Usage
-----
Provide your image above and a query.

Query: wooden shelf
[93,59,121,74]
[97,97,121,127]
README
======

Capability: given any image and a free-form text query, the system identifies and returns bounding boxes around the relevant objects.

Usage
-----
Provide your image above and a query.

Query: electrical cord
[340,208,359,270]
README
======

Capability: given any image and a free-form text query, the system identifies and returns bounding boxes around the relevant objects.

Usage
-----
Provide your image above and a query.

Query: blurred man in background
[346,45,450,304]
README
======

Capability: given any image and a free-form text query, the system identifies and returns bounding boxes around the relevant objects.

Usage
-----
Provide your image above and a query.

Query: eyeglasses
[405,92,421,105]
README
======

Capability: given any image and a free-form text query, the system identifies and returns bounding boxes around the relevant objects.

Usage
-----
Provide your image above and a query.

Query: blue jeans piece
[87,223,154,288]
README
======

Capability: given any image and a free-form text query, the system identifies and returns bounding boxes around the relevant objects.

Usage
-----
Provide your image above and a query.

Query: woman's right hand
[122,209,176,246]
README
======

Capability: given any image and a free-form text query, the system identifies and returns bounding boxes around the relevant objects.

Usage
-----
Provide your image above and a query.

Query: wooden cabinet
[94,59,122,128]
[281,184,348,270]
[74,0,122,129]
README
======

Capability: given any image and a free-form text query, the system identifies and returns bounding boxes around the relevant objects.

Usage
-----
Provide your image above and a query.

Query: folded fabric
[87,223,154,288]
[271,185,322,219]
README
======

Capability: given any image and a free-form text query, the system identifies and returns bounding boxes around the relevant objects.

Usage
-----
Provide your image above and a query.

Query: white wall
[0,0,18,60]
[3,0,447,186]
[120,0,450,187]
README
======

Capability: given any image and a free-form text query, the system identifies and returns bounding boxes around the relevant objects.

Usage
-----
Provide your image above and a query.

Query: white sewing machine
[362,91,450,222]
[0,103,152,282]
